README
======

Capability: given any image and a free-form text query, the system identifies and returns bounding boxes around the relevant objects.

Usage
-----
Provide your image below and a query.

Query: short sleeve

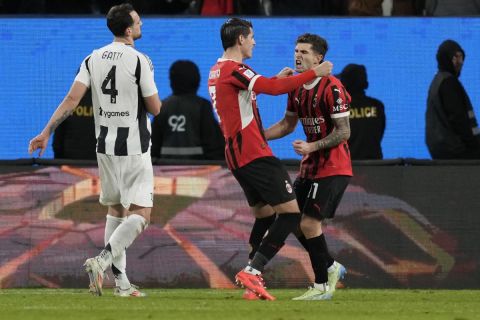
[286,91,298,117]
[74,55,92,88]
[229,64,261,91]
[139,54,158,97]
[326,83,350,118]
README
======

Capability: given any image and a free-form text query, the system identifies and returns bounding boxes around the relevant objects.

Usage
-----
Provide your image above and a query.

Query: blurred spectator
[263,0,348,16]
[389,0,426,15]
[348,0,383,15]
[151,60,224,160]
[339,64,385,160]
[53,90,96,160]
[200,0,234,15]
[1,0,94,13]
[235,0,268,15]
[0,0,197,14]
[0,0,46,13]
[425,0,480,16]
[426,40,480,159]
[93,0,195,14]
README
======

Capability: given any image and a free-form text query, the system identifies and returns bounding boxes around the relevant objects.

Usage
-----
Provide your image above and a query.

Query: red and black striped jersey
[287,76,353,179]
[208,59,273,169]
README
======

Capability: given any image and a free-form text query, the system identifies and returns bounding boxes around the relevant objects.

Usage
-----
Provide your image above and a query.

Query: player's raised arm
[252,61,333,96]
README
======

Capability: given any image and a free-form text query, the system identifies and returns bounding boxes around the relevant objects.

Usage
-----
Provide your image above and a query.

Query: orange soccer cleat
[235,270,275,301]
[242,288,260,300]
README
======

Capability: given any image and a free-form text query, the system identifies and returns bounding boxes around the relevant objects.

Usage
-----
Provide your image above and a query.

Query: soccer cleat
[327,261,346,293]
[113,284,147,297]
[242,288,260,300]
[84,257,105,296]
[235,270,275,301]
[292,286,333,301]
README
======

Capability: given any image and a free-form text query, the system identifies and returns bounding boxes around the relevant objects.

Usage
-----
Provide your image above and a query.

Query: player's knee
[299,215,322,237]
[274,199,300,214]
[129,205,151,224]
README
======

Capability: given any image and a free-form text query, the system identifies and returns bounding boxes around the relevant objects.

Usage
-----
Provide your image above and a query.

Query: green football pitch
[1,289,479,320]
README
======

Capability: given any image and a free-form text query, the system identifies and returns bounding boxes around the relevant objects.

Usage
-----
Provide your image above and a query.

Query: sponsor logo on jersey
[300,117,324,134]
[98,106,130,118]
[333,104,349,112]
[300,117,325,125]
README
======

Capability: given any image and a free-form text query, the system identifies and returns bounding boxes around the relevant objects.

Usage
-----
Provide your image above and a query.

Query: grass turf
[1,289,479,320]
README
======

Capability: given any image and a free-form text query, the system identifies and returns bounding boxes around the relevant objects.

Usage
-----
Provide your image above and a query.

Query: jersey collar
[303,77,322,90]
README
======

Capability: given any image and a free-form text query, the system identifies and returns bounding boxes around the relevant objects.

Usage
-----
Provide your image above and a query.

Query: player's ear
[238,34,245,45]
[125,26,132,37]
[316,54,324,64]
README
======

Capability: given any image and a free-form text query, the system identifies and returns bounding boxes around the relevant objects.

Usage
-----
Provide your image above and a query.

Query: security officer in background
[426,39,480,159]
[339,64,385,160]
[151,60,224,160]
[52,89,96,160]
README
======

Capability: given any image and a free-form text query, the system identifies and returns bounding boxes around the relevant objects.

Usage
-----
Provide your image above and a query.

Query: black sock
[306,236,329,284]
[318,234,334,268]
[248,214,276,260]
[297,233,317,276]
[250,213,301,272]
[295,233,309,251]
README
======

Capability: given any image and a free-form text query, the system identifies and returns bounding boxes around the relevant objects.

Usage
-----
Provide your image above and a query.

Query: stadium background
[1,17,480,159]
[0,17,479,291]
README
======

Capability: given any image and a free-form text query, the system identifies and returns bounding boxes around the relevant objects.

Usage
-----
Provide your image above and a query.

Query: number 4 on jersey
[102,65,119,103]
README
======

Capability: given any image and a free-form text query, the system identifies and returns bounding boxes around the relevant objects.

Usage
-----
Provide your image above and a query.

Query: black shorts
[232,156,296,207]
[294,175,350,221]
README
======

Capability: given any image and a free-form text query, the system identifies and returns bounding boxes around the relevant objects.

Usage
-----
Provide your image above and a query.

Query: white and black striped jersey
[75,42,158,156]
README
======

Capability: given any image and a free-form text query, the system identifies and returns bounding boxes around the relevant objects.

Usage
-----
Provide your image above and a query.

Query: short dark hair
[106,3,134,37]
[169,60,200,95]
[296,33,328,57]
[220,18,253,50]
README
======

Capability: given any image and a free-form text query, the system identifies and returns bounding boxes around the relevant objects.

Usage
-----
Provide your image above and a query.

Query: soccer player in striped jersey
[208,18,333,300]
[28,3,162,297]
[265,33,352,300]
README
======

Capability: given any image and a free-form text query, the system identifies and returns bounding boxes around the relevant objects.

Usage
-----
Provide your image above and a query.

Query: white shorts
[97,152,154,209]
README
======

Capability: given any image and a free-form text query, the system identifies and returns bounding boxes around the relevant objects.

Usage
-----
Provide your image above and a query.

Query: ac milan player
[208,19,333,300]
[265,33,352,300]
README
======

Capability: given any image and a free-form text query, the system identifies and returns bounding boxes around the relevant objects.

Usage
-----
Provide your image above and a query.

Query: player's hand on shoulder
[28,133,49,157]
[292,139,314,156]
[313,61,333,77]
[276,67,295,78]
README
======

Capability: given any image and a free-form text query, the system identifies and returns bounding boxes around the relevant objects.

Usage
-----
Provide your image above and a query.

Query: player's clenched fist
[313,61,333,77]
